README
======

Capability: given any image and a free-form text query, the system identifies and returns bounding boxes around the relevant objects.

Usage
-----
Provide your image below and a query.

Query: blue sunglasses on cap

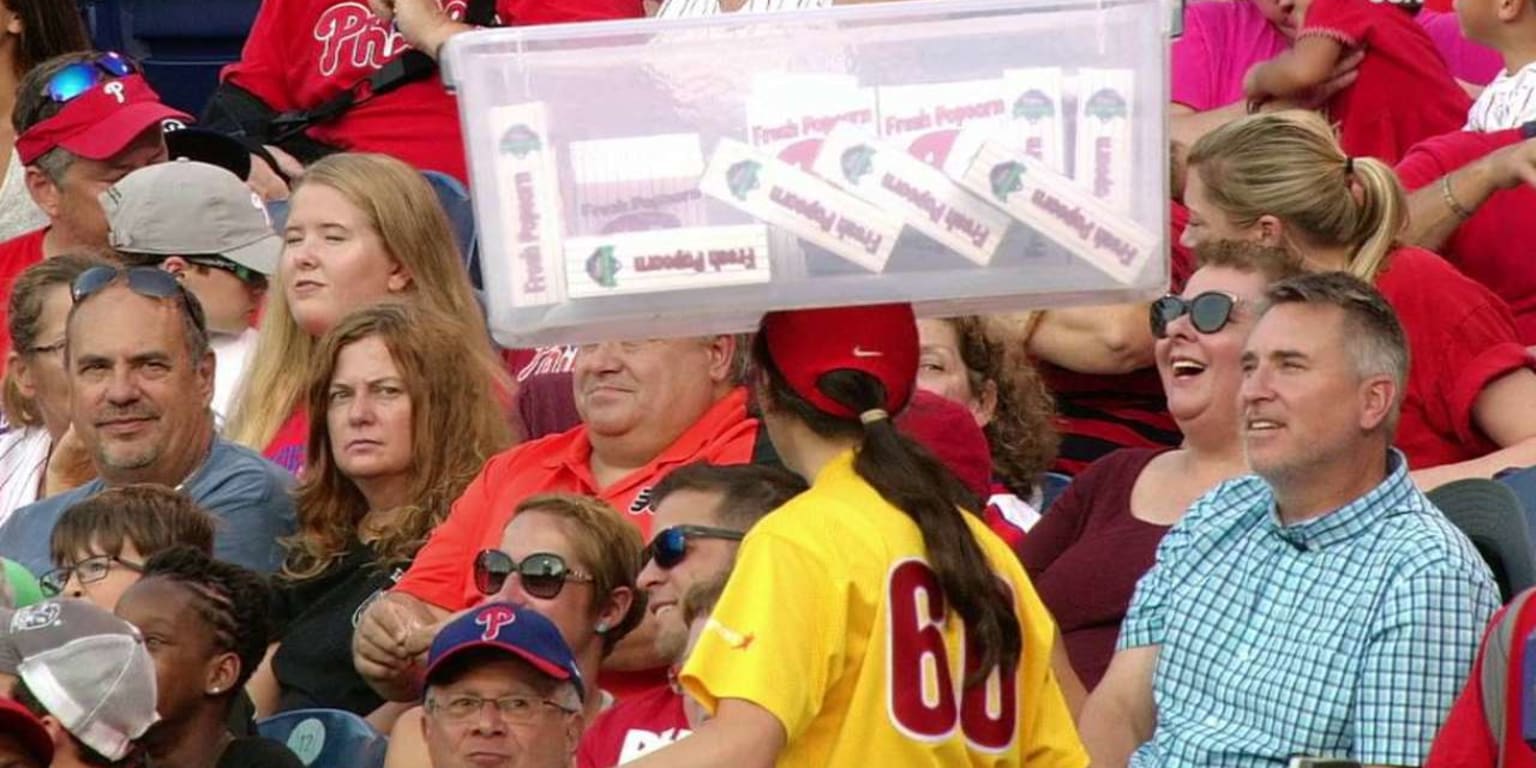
[45,52,136,104]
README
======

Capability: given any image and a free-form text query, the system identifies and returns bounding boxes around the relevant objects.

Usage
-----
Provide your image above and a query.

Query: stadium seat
[1429,478,1536,603]
[79,0,261,115]
[1041,472,1072,513]
[1498,465,1536,545]
[255,709,388,768]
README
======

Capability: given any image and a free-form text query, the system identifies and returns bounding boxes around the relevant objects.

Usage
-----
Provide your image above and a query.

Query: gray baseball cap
[0,600,159,761]
[101,158,280,276]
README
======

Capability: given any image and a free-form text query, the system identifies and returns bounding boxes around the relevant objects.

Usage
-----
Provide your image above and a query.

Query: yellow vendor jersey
[680,450,1087,767]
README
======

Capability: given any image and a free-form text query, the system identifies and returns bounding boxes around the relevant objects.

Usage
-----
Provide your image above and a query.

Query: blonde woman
[246,303,511,729]
[1182,110,1536,489]
[225,153,511,472]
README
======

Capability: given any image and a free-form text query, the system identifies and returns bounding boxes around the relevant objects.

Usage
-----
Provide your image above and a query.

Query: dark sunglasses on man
[44,52,136,104]
[1149,291,1239,339]
[183,255,268,289]
[72,265,209,335]
[473,551,594,599]
[641,525,745,570]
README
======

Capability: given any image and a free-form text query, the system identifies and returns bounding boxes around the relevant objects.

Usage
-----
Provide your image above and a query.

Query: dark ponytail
[755,336,1022,686]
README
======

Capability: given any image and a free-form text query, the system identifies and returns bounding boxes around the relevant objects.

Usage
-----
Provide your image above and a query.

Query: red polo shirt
[395,387,759,610]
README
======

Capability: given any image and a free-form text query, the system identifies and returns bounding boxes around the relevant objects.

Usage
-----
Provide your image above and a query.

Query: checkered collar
[1266,449,1423,552]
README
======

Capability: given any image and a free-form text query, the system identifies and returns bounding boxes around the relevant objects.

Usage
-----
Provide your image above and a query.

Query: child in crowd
[1243,0,1469,162]
[42,485,215,611]
[1459,0,1536,129]
[115,547,304,768]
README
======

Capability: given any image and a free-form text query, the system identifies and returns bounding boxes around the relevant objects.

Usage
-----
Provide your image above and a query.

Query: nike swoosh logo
[852,346,883,358]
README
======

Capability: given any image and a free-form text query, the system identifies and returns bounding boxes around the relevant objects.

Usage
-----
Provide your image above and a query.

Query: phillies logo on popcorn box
[812,124,1010,266]
[564,225,772,299]
[961,140,1154,284]
[700,139,901,272]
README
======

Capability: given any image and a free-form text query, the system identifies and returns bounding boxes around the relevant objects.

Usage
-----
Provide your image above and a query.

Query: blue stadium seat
[255,709,387,768]
[79,0,261,115]
[1040,472,1072,513]
[1430,477,1536,603]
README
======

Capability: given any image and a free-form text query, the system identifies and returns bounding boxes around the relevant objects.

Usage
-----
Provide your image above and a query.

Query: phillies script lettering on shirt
[619,727,691,761]
[699,138,901,272]
[563,225,770,298]
[812,124,1010,265]
[314,0,484,77]
[489,102,565,307]
[959,140,1155,284]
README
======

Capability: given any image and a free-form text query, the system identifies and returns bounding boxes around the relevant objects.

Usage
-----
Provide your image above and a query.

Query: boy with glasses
[102,159,279,421]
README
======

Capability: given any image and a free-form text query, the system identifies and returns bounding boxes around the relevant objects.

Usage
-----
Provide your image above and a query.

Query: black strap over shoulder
[268,0,497,144]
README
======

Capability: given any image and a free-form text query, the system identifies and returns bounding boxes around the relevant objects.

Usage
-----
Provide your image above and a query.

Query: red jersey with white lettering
[504,346,581,441]
[576,685,691,768]
[223,0,642,182]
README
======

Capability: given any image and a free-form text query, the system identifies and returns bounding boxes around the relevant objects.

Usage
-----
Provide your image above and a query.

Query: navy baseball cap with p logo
[424,603,585,701]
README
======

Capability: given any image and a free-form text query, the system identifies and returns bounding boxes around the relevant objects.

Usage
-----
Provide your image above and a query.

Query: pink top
[1171,0,1289,111]
[1416,9,1504,86]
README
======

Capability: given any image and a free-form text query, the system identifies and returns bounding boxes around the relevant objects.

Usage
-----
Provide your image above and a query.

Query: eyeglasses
[184,256,268,289]
[473,551,593,599]
[1150,291,1239,339]
[642,525,745,570]
[426,694,576,724]
[71,266,208,336]
[39,555,144,597]
[44,52,136,104]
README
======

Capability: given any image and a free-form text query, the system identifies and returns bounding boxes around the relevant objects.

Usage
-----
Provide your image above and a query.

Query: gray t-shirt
[0,436,297,577]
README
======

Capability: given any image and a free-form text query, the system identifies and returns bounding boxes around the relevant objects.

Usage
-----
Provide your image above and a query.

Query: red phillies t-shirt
[1375,246,1535,469]
[1424,599,1533,767]
[0,227,49,376]
[222,0,643,182]
[1299,0,1470,164]
[1395,128,1536,344]
[577,685,690,768]
[504,346,581,441]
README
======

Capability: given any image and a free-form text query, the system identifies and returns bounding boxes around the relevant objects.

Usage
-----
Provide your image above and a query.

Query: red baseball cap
[0,698,54,765]
[896,390,992,501]
[759,302,918,419]
[16,74,190,165]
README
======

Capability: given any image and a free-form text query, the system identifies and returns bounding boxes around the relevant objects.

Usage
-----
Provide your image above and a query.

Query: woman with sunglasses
[1183,110,1536,489]
[225,152,509,474]
[0,0,91,242]
[380,492,645,767]
[243,303,511,730]
[1019,241,1303,691]
[628,303,1083,768]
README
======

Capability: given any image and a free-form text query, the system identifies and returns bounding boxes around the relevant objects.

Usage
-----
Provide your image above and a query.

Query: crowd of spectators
[0,0,1532,763]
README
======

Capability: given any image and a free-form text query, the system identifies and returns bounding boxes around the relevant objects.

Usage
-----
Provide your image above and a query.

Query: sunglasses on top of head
[1149,291,1238,339]
[71,265,208,333]
[473,550,593,599]
[45,52,136,104]
[641,525,745,570]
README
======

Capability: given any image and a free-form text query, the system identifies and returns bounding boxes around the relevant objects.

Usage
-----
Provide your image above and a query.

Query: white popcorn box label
[700,138,902,272]
[960,140,1155,284]
[1074,68,1135,211]
[812,124,1009,266]
[1003,67,1067,173]
[489,102,565,307]
[564,225,771,298]
[747,74,878,172]
[876,79,1011,169]
[569,134,708,234]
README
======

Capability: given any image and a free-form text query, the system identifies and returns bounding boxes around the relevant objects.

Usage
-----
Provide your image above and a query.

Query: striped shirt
[1121,450,1498,767]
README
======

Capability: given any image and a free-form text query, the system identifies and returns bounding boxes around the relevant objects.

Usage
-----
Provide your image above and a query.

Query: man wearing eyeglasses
[102,159,278,422]
[577,462,805,767]
[0,266,296,577]
[421,603,585,768]
[0,51,184,365]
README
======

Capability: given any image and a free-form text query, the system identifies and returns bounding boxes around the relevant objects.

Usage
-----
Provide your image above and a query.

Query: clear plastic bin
[443,0,1171,347]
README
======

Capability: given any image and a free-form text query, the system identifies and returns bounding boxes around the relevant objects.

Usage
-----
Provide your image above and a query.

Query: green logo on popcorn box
[585,245,621,288]
[1013,90,1055,122]
[499,125,542,158]
[1084,89,1128,122]
[725,160,762,201]
[840,145,876,185]
[989,161,1026,202]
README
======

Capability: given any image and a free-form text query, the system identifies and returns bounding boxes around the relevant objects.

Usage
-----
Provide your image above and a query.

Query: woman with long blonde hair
[1182,109,1536,488]
[225,152,507,472]
[246,302,512,728]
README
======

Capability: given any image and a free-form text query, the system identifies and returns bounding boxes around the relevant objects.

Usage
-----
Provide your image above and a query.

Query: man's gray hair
[1260,271,1410,435]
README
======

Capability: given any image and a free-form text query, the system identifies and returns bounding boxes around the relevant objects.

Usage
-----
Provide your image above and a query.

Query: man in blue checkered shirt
[1080,272,1499,768]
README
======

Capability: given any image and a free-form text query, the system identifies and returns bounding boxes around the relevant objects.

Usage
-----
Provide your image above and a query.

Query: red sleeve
[1298,0,1369,46]
[1436,298,1535,445]
[1169,201,1195,291]
[392,449,514,610]
[1424,606,1507,767]
[220,0,299,110]
[498,0,642,25]
[1396,129,1526,191]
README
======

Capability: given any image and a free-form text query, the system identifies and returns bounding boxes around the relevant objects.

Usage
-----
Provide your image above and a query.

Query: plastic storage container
[443,0,1170,347]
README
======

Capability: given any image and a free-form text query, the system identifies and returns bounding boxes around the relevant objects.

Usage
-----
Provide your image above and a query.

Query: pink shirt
[1417,9,1503,86]
[1171,1,1289,111]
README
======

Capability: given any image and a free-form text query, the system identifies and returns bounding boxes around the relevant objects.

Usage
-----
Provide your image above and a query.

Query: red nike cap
[759,302,919,419]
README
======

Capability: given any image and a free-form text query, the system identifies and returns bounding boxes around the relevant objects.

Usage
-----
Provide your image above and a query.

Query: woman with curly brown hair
[245,302,512,729]
[916,315,1060,535]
